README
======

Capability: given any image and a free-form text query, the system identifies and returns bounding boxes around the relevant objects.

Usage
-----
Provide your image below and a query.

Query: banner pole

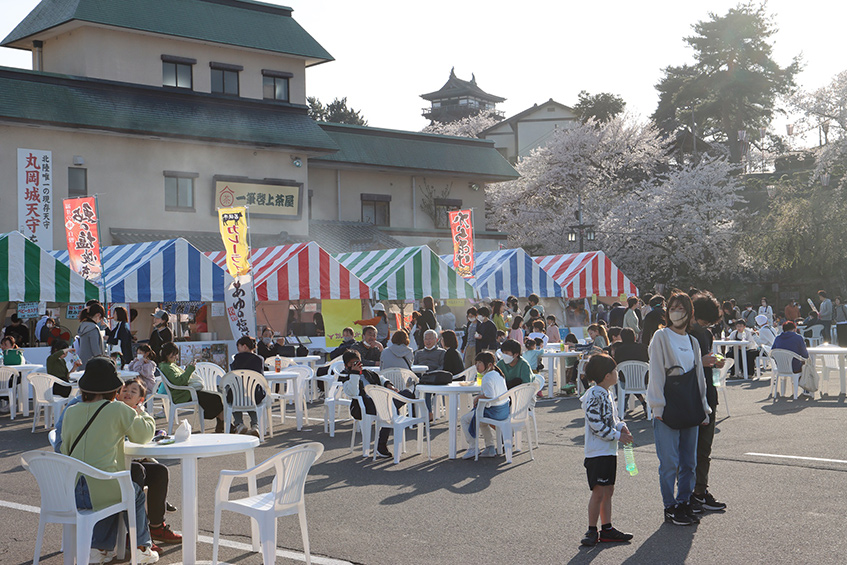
[245,205,259,337]
[93,194,106,305]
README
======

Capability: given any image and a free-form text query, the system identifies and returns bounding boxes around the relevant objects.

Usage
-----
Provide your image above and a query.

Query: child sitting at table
[580,354,634,546]
[46,339,81,398]
[522,338,543,374]
[128,344,157,395]
[461,351,509,459]
[119,378,182,547]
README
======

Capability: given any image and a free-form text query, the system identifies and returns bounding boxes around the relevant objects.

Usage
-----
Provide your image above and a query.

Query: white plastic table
[265,370,306,429]
[9,363,44,416]
[125,434,260,564]
[69,369,139,381]
[373,364,429,374]
[808,345,847,395]
[415,382,481,459]
[540,351,581,397]
[713,340,750,379]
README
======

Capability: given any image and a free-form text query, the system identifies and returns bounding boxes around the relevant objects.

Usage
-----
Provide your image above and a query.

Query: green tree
[307,96,367,125]
[653,2,800,162]
[573,91,626,124]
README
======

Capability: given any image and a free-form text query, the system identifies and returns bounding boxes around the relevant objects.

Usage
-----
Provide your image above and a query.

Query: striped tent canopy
[534,251,639,299]
[52,238,228,303]
[441,248,562,299]
[335,246,475,300]
[0,231,100,303]
[207,242,370,301]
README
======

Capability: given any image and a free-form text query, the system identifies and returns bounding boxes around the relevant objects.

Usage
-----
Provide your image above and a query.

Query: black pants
[727,349,757,376]
[197,390,224,419]
[130,460,169,525]
[350,389,416,448]
[837,324,847,348]
[53,382,72,398]
[695,402,717,495]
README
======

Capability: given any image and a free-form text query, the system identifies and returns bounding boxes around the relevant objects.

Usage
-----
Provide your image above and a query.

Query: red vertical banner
[449,209,475,278]
[63,196,102,283]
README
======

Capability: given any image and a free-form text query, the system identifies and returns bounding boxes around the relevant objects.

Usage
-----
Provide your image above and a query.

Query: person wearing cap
[756,314,777,347]
[148,310,173,359]
[60,357,160,564]
[355,303,390,344]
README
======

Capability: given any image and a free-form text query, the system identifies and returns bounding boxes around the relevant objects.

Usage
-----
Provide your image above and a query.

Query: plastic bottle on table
[624,442,638,476]
[274,355,282,372]
[476,372,483,386]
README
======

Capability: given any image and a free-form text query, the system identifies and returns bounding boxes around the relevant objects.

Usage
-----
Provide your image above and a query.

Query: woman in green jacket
[46,339,82,397]
[158,342,225,432]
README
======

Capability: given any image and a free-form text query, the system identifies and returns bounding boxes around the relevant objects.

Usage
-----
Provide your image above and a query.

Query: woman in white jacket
[647,291,710,527]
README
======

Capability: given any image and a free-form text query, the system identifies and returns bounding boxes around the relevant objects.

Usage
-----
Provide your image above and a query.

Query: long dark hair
[475,351,504,377]
[80,303,106,323]
[666,290,694,330]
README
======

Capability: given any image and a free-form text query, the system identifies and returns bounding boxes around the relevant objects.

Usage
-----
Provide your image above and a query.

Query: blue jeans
[466,403,509,438]
[75,476,152,549]
[653,418,699,508]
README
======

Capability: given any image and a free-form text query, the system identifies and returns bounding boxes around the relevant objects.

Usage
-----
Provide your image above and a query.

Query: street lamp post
[568,192,595,253]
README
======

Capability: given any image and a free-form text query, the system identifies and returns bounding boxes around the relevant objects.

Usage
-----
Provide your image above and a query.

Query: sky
[0,0,844,143]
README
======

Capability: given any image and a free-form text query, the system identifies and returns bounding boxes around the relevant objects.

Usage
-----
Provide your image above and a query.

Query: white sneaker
[479,446,498,458]
[463,446,478,459]
[136,546,160,564]
[88,548,115,563]
[235,423,248,434]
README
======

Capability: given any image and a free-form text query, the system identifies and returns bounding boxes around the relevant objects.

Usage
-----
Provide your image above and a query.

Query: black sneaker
[580,529,599,547]
[664,504,693,526]
[599,527,633,543]
[680,501,701,523]
[688,497,704,514]
[165,501,177,513]
[375,446,392,459]
[693,491,727,511]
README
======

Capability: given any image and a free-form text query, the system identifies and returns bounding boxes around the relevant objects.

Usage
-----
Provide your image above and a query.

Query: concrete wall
[482,103,580,162]
[0,124,309,248]
[40,25,307,104]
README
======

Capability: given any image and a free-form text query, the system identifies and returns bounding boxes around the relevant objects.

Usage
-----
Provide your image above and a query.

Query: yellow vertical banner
[218,207,250,277]
[323,299,364,347]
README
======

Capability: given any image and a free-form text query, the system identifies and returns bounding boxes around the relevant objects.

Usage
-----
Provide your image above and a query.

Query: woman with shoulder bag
[647,291,710,527]
[108,306,133,368]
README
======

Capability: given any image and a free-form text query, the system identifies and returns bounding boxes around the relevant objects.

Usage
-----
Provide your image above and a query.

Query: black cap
[77,357,123,393]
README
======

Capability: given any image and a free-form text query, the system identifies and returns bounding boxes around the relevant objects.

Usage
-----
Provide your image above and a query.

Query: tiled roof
[308,220,406,255]
[420,69,505,103]
[0,67,338,152]
[313,123,519,181]
[3,0,333,65]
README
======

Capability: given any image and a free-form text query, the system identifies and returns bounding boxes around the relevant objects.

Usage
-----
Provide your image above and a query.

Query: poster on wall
[63,196,102,283]
[449,209,475,278]
[16,302,40,319]
[323,299,363,347]
[178,342,229,371]
[66,304,85,319]
[225,274,256,339]
[18,148,53,249]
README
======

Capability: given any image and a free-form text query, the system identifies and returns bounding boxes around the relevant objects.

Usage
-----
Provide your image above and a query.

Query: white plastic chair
[194,362,225,391]
[768,349,806,400]
[220,370,274,440]
[365,384,431,465]
[212,442,323,565]
[145,371,170,419]
[756,344,772,378]
[816,351,839,396]
[615,361,650,419]
[475,383,537,463]
[48,429,58,450]
[576,357,589,395]
[27,372,71,432]
[349,395,378,457]
[161,376,204,434]
[314,359,344,398]
[323,381,352,437]
[379,368,419,390]
[0,366,18,420]
[21,450,138,565]
[801,325,824,347]
[274,365,312,431]
[526,377,543,449]
[265,355,295,371]
[714,358,734,416]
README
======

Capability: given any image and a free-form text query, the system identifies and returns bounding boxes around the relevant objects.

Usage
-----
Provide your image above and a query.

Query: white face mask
[669,311,688,326]
[468,317,476,322]
[501,353,514,364]
[262,337,272,344]
[137,353,145,360]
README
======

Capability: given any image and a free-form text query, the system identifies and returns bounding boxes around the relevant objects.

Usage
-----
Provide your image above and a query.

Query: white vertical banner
[225,274,256,339]
[18,148,53,249]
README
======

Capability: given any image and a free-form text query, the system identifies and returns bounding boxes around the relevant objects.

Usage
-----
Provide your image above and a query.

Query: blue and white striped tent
[52,238,229,303]
[441,248,562,300]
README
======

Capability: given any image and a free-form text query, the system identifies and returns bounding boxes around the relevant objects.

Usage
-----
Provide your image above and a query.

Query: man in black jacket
[641,296,666,346]
[229,336,265,437]
[352,325,383,366]
[608,302,626,328]
[689,292,728,513]
[475,307,498,352]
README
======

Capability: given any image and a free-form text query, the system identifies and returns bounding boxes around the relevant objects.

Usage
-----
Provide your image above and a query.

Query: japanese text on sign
[18,149,53,249]
[63,196,102,283]
[214,179,301,218]
[225,275,256,339]
[217,206,251,278]
[449,209,475,278]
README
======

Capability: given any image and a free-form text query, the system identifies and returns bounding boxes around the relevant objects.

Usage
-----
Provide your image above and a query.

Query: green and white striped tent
[0,232,100,303]
[335,246,475,300]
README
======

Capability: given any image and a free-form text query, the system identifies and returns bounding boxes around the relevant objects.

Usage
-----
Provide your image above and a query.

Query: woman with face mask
[646,291,711,527]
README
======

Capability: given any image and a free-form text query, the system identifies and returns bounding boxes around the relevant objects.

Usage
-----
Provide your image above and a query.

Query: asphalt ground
[2,373,847,565]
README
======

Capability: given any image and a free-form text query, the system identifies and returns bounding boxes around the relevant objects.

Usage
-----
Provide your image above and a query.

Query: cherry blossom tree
[422,110,501,138]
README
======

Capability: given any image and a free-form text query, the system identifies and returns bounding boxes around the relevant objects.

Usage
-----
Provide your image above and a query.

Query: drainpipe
[336,170,341,221]
[411,176,417,228]
[32,40,43,71]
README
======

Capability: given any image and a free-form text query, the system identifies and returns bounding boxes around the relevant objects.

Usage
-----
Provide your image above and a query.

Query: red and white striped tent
[207,242,371,301]
[534,251,638,299]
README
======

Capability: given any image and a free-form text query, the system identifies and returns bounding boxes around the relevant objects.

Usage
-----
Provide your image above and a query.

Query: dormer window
[161,55,195,89]
[210,62,242,96]
[262,69,293,102]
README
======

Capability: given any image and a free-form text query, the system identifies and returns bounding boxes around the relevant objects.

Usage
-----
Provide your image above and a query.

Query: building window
[434,198,462,229]
[164,171,198,211]
[210,62,242,96]
[68,167,87,198]
[161,55,195,89]
[361,193,391,226]
[262,70,292,101]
